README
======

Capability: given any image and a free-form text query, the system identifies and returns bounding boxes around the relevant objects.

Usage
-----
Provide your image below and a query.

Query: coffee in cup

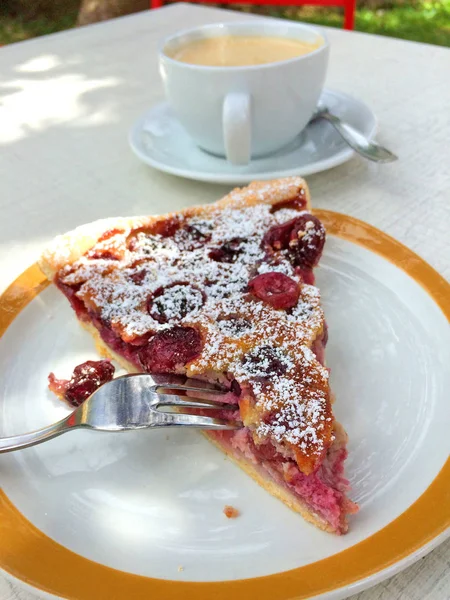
[169,34,322,67]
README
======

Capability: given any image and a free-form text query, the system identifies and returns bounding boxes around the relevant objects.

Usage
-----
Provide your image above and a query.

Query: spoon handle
[317,110,398,163]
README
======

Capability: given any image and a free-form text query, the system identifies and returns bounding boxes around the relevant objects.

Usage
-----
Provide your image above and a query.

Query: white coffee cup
[159,21,329,165]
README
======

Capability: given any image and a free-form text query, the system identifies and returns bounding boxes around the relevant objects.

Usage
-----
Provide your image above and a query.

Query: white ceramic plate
[0,212,449,600]
[129,89,377,184]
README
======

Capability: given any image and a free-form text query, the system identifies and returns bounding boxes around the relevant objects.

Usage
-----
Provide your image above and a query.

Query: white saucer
[129,89,377,185]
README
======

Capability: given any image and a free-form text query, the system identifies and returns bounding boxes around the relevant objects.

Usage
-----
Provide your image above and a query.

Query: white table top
[0,4,449,599]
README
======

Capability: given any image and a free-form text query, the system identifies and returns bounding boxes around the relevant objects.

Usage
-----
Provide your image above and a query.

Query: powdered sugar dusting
[149,284,204,322]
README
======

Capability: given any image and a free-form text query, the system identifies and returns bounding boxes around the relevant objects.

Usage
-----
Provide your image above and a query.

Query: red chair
[150,0,356,30]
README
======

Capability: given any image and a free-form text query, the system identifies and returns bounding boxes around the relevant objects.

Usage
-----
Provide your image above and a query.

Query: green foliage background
[0,0,449,46]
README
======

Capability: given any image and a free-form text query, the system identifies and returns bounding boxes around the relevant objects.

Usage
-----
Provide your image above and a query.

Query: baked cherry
[288,214,325,268]
[139,326,202,372]
[262,221,293,251]
[48,360,115,407]
[148,283,205,323]
[208,238,245,263]
[126,218,181,252]
[242,346,290,380]
[248,272,300,310]
[262,213,325,268]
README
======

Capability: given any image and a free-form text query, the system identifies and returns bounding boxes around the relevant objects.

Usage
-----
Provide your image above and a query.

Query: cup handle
[222,92,251,165]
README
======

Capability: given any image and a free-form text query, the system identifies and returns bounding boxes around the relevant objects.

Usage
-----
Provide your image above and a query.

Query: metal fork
[0,374,241,454]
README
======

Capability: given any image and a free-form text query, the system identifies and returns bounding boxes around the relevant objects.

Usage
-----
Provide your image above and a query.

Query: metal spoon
[311,107,398,163]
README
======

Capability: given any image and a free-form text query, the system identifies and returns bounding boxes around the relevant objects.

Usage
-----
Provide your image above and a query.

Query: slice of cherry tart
[40,177,357,534]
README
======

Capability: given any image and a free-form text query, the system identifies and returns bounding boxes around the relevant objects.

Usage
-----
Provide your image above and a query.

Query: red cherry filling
[262,214,325,269]
[248,272,300,310]
[93,316,142,365]
[55,280,87,319]
[150,216,182,238]
[295,267,315,285]
[97,228,125,242]
[148,283,205,323]
[230,379,242,396]
[130,269,147,285]
[208,238,245,263]
[138,326,202,373]
[48,360,115,407]
[88,250,120,260]
[270,194,308,213]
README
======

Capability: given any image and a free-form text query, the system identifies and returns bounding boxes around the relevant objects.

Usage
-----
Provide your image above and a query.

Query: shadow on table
[0,37,231,268]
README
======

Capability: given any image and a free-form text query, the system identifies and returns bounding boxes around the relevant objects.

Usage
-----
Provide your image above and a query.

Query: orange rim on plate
[1,211,449,600]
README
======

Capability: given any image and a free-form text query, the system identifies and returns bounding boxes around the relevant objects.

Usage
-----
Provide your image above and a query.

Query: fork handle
[0,414,78,453]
